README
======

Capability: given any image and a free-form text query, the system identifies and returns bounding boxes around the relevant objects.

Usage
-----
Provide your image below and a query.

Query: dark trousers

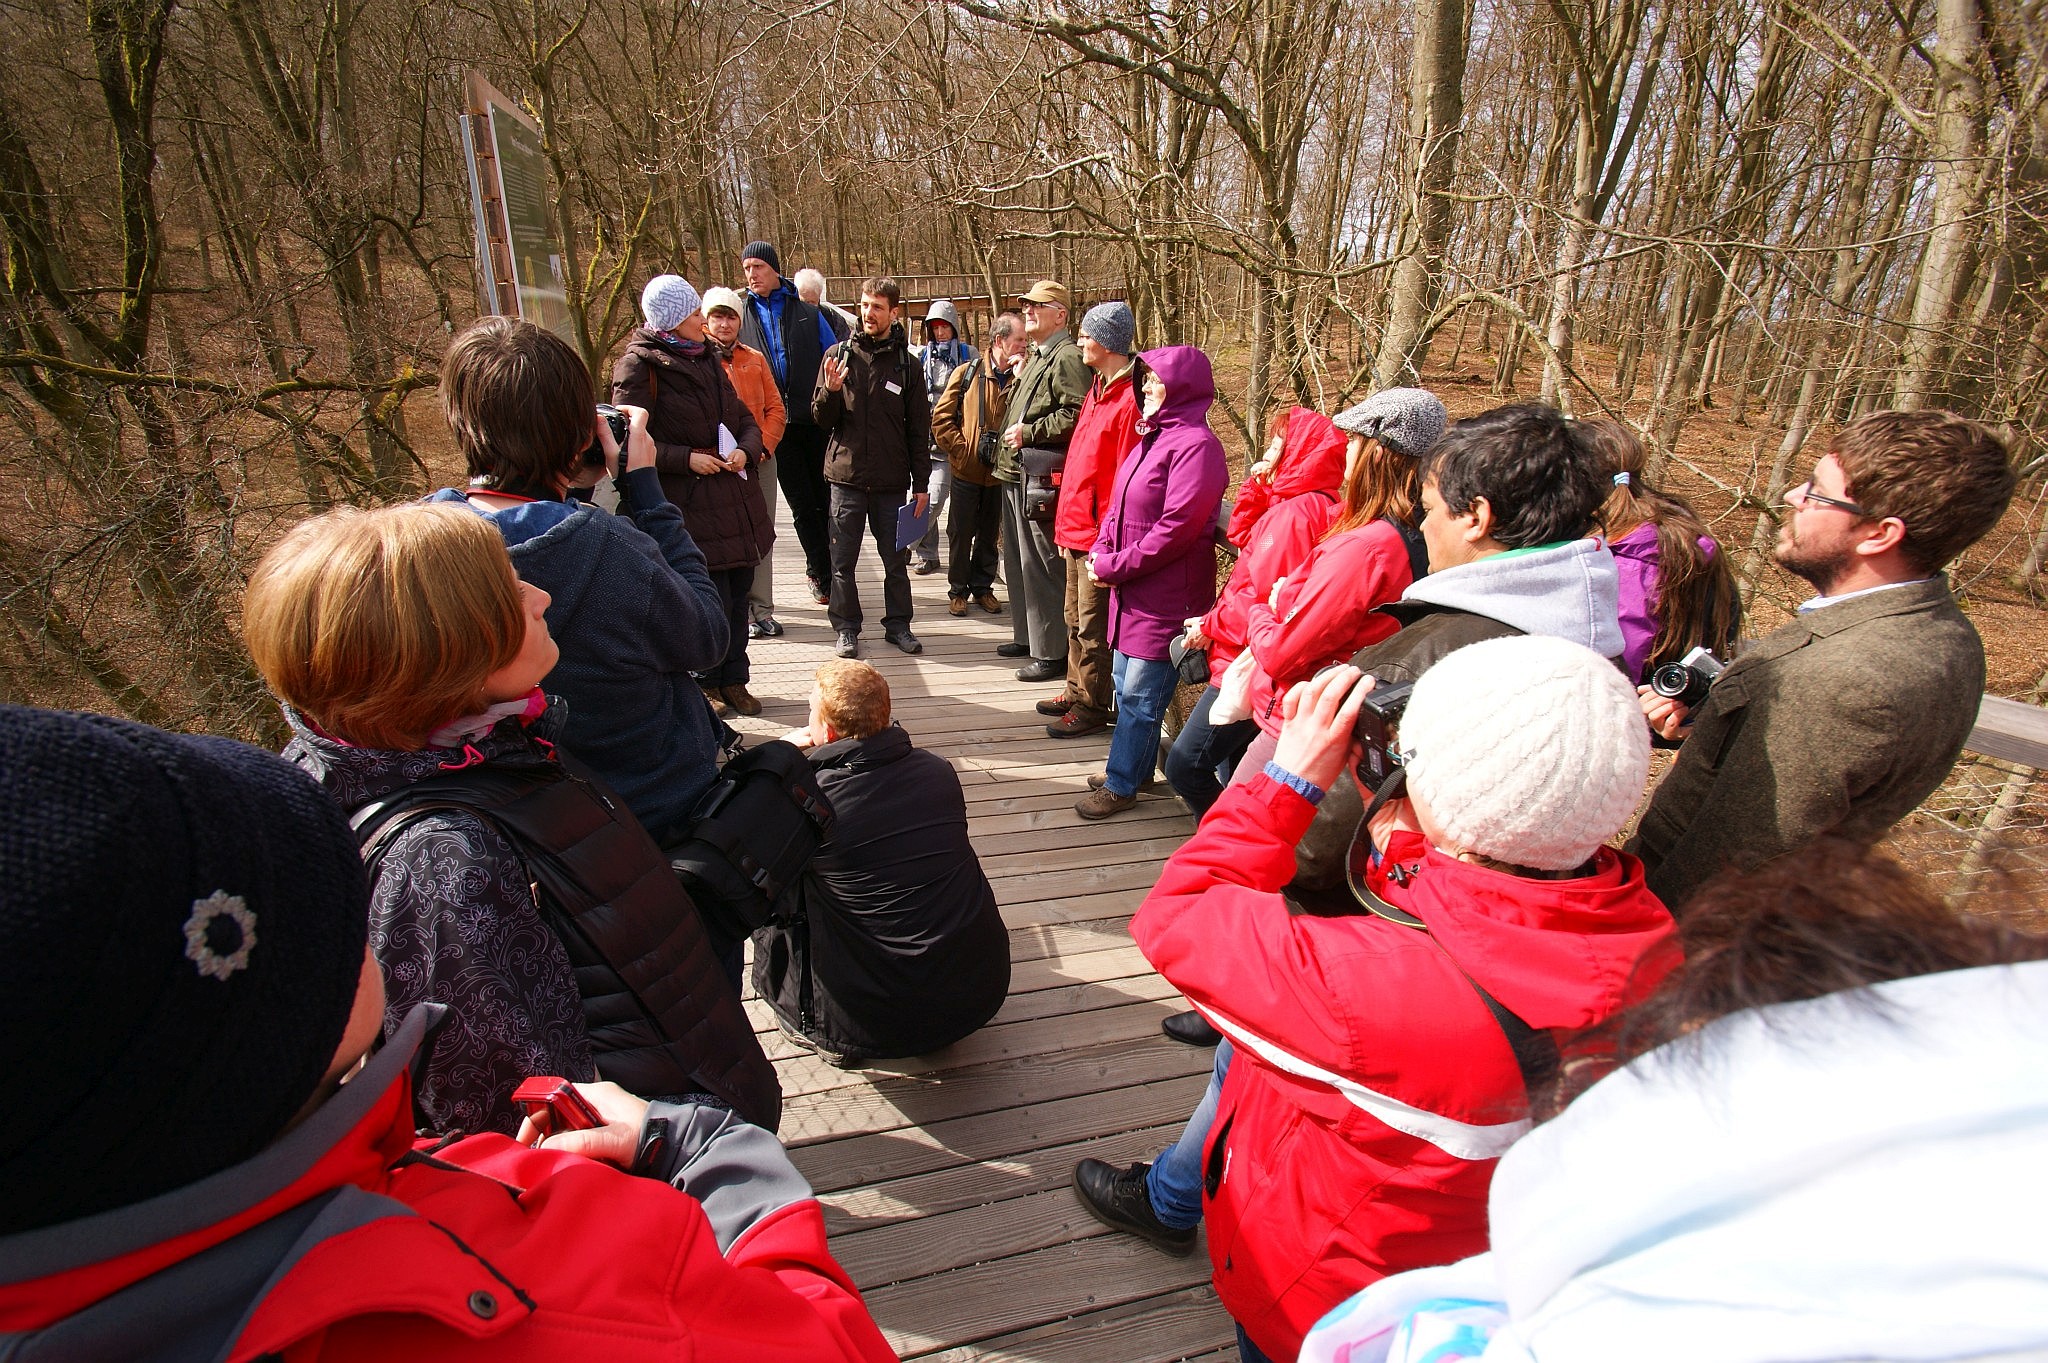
[1164,682,1259,815]
[777,423,832,585]
[828,484,912,635]
[947,478,1003,598]
[695,564,755,687]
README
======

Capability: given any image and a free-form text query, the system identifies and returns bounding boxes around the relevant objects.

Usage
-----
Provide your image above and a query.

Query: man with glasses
[1628,409,2017,909]
[994,281,1089,680]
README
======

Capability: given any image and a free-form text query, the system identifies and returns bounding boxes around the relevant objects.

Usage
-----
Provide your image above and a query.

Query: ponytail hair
[1586,419,1741,669]
[1324,436,1421,539]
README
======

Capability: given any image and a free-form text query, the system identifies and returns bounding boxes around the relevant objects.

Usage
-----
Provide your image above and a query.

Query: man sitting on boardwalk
[755,661,1011,1069]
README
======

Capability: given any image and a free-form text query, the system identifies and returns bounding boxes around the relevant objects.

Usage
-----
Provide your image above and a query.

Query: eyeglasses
[1784,481,1870,517]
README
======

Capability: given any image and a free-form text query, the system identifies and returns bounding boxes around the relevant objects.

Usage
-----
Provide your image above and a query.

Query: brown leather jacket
[930,353,1012,488]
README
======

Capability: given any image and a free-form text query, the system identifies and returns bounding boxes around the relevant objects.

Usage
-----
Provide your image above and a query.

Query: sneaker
[721,685,763,718]
[1071,1159,1196,1256]
[885,628,923,655]
[808,576,830,606]
[1075,788,1139,820]
[1047,709,1109,739]
[912,557,941,575]
[748,615,783,639]
[977,592,1002,614]
[996,642,1031,658]
[835,631,860,659]
[1036,694,1075,717]
[948,597,970,617]
[1016,658,1063,683]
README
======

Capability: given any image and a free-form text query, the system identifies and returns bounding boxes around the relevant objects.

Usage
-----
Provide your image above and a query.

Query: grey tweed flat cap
[1332,387,1448,458]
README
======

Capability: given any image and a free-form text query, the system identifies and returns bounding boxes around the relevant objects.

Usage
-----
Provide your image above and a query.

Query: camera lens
[1649,662,1711,708]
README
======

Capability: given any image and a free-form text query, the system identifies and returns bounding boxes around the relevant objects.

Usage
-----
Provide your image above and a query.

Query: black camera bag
[1020,445,1066,523]
[668,740,835,945]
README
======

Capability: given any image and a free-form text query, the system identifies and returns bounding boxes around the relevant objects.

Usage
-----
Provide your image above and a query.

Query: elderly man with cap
[994,280,1091,680]
[739,241,839,617]
[909,300,978,575]
[0,704,898,1360]
[1042,301,1142,738]
[613,275,768,717]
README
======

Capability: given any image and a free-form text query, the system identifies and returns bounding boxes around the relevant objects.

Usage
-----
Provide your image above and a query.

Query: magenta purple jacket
[1611,521,1719,683]
[1091,346,1229,661]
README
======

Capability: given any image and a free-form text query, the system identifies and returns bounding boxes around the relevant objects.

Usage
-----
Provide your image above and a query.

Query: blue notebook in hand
[895,499,931,551]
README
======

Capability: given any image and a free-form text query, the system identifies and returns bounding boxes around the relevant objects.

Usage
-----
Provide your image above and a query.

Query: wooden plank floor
[722,492,1233,1360]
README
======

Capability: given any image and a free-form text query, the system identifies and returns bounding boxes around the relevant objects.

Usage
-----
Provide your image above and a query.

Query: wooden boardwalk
[724,496,1235,1361]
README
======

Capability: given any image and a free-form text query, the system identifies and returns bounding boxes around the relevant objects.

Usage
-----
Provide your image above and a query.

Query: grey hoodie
[1391,537,1624,660]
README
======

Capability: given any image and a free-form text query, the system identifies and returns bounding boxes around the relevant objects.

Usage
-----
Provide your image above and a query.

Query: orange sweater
[721,342,786,456]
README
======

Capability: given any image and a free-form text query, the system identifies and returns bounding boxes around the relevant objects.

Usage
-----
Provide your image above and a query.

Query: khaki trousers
[1063,546,1114,720]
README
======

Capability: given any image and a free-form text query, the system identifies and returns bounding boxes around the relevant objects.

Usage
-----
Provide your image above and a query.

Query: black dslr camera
[1648,646,1726,709]
[1354,679,1415,789]
[583,403,631,469]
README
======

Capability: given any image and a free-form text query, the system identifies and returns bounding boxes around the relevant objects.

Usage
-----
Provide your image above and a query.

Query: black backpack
[666,740,836,948]
[348,755,782,1129]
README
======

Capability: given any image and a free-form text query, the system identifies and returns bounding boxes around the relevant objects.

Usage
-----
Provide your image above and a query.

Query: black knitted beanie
[0,705,370,1234]
[740,240,781,275]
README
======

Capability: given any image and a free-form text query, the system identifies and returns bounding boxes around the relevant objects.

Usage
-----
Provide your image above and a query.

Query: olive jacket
[1627,575,1985,909]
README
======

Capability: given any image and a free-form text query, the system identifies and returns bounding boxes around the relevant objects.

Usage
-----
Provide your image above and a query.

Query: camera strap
[1342,766,1562,1097]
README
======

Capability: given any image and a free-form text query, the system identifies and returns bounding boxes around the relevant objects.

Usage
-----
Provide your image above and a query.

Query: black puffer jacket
[285,701,782,1134]
[753,726,1010,1058]
[810,322,932,493]
[612,329,769,571]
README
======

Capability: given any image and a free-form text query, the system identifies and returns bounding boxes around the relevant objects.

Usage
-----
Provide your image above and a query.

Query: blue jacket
[429,468,727,839]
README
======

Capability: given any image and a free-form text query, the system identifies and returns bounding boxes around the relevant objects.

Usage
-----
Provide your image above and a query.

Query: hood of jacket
[925,299,962,335]
[851,320,910,358]
[280,700,568,811]
[1472,959,2048,1361]
[1371,832,1674,1030]
[1396,538,1623,659]
[1138,345,1214,428]
[1271,408,1348,500]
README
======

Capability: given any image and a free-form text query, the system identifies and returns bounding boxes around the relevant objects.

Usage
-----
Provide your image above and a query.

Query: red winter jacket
[1132,776,1675,1361]
[0,1007,895,1363]
[1054,363,1141,552]
[1243,518,1417,734]
[1200,491,1341,687]
[1225,408,1347,548]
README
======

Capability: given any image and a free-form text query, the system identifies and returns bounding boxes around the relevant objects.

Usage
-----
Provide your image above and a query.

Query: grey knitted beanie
[1333,387,1448,458]
[1079,301,1136,356]
[641,274,702,332]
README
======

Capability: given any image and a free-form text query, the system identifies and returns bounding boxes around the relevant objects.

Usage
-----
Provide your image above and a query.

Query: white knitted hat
[1397,635,1649,870]
[641,274,701,331]
[700,285,746,318]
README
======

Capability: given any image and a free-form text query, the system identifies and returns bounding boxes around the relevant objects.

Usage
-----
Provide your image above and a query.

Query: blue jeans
[1146,1038,1232,1229]
[1235,1324,1277,1363]
[1104,651,1179,797]
[1164,683,1259,816]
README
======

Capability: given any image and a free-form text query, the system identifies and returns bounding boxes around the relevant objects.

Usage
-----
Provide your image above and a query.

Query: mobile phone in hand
[511,1076,602,1133]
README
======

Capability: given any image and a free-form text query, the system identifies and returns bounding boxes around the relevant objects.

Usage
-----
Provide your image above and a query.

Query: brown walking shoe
[948,597,970,617]
[1075,788,1139,820]
[1047,709,1110,739]
[721,684,763,718]
[976,592,1002,614]
[1036,693,1075,717]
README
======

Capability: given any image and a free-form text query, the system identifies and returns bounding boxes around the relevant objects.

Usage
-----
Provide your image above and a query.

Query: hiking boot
[977,592,1002,614]
[1088,771,1155,792]
[835,631,860,659]
[721,685,763,718]
[948,597,970,617]
[1036,693,1075,717]
[885,628,924,655]
[1161,1010,1223,1047]
[776,1017,870,1071]
[1016,658,1063,683]
[1071,1159,1196,1256]
[996,642,1031,658]
[1075,788,1139,820]
[1048,709,1109,739]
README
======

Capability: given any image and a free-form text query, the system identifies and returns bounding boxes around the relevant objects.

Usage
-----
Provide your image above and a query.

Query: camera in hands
[1354,679,1414,789]
[583,404,631,469]
[1649,646,1727,709]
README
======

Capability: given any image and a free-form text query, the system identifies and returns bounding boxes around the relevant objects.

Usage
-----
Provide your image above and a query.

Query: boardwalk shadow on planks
[727,495,1234,1361]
